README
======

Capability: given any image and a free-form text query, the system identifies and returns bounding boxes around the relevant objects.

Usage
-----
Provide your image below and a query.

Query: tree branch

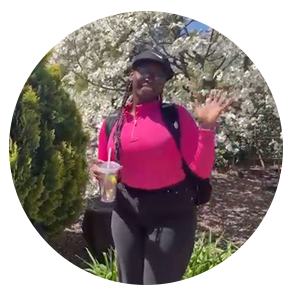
[145,19,185,73]
[180,13,201,35]
[203,29,216,61]
[71,69,125,92]
[178,52,191,79]
[221,54,239,72]
[206,55,225,62]
[214,56,226,73]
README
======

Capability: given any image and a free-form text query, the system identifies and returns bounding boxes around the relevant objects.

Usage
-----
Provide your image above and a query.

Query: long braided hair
[113,81,133,162]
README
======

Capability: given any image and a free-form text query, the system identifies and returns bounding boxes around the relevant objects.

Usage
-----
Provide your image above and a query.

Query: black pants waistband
[116,179,194,217]
[121,179,189,196]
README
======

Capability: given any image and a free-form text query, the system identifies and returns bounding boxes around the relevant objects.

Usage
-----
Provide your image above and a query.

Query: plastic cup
[95,161,122,203]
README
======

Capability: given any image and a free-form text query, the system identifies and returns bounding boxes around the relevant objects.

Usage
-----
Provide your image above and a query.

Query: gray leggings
[111,181,197,285]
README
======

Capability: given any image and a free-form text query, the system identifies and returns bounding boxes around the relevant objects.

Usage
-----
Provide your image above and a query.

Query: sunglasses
[135,67,167,83]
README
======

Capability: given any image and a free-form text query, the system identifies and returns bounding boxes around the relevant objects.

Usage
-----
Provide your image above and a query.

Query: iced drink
[95,161,122,203]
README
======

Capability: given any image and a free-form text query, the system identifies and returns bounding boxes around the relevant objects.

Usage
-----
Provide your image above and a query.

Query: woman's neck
[128,95,160,115]
[131,93,158,105]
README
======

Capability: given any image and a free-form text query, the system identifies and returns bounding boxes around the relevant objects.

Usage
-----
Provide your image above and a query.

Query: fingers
[213,90,232,110]
[222,98,235,110]
[206,97,212,105]
[218,91,227,106]
[92,170,103,183]
[92,159,105,165]
[208,89,224,104]
[93,173,102,182]
[90,159,105,181]
[92,166,102,177]
[198,89,233,110]
[207,89,215,103]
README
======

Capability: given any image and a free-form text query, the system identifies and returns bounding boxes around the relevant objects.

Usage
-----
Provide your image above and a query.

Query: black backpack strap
[160,103,212,206]
[105,111,119,140]
[160,103,181,152]
[160,103,190,172]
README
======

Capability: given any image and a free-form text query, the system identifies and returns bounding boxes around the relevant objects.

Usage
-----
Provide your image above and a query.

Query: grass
[10,229,283,285]
[182,229,283,285]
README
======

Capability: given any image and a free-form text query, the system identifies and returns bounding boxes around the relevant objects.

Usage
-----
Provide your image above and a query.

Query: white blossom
[51,12,282,165]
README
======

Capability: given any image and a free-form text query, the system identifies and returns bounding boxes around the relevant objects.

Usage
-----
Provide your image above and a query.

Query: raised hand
[194,89,234,129]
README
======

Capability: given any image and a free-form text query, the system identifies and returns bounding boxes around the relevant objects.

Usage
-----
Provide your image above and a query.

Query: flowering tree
[51,11,282,169]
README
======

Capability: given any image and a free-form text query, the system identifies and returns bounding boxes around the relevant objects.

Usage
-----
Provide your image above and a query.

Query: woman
[92,49,232,285]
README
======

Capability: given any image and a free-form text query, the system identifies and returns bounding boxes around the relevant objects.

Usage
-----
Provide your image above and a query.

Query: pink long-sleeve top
[98,100,215,190]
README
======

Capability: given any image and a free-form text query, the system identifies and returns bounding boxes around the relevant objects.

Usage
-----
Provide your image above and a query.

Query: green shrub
[183,229,283,285]
[10,53,89,236]
[81,248,118,281]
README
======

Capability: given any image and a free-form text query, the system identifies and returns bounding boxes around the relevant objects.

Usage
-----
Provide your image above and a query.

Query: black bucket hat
[132,49,175,81]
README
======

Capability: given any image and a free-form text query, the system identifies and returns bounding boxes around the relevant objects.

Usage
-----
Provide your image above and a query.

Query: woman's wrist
[199,122,218,135]
[199,122,215,130]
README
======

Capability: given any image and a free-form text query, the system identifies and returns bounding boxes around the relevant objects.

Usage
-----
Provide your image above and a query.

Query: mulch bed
[49,168,278,269]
